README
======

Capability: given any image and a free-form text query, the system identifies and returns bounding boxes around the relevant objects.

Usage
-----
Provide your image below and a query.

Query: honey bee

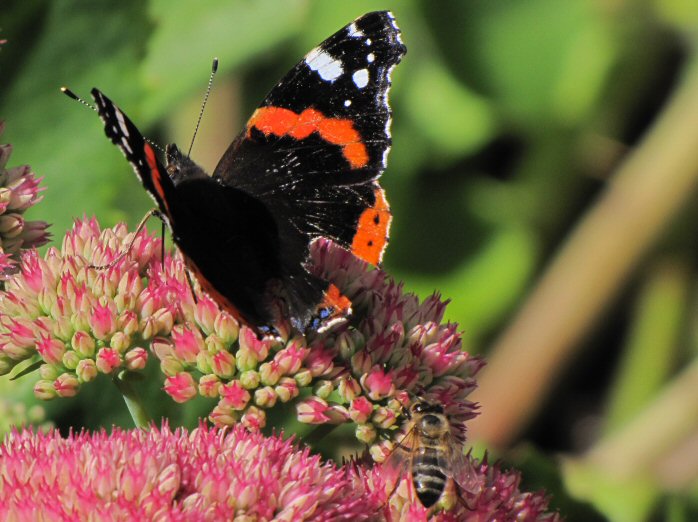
[382,398,476,513]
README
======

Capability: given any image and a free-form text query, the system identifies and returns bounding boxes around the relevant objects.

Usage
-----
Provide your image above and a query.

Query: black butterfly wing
[213,11,404,265]
[211,11,404,326]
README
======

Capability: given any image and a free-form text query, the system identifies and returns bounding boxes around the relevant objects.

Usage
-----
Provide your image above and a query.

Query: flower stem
[113,370,151,429]
[470,54,698,446]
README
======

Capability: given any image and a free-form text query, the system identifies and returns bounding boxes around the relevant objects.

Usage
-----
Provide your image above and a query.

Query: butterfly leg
[89,208,164,269]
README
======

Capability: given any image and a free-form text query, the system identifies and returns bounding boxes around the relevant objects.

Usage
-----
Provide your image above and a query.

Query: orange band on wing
[351,187,391,266]
[144,144,169,213]
[248,106,369,169]
[321,283,352,315]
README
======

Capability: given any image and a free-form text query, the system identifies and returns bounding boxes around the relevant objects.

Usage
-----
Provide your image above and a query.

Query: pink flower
[210,349,236,378]
[198,374,221,398]
[0,424,379,520]
[35,335,65,365]
[95,347,121,374]
[124,347,148,370]
[163,373,197,403]
[53,373,79,398]
[0,124,50,276]
[349,396,374,424]
[1,221,484,459]
[296,396,331,424]
[350,454,562,521]
[170,325,203,363]
[219,380,250,410]
[275,377,299,403]
[361,365,396,400]
[273,338,308,374]
[238,326,271,361]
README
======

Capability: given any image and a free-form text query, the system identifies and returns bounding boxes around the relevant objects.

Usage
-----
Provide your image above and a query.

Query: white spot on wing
[115,110,129,138]
[305,47,343,82]
[344,99,352,107]
[365,38,372,46]
[352,68,369,89]
[348,22,364,38]
[121,137,133,154]
[367,53,375,63]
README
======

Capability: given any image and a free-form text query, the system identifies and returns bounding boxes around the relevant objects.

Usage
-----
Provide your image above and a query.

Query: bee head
[410,399,447,437]
[410,399,444,416]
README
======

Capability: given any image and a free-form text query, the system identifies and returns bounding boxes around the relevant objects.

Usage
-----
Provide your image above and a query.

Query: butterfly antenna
[61,87,97,111]
[63,87,169,159]
[187,57,219,157]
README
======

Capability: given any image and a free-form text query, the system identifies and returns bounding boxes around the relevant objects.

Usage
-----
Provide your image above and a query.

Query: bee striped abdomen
[412,445,447,508]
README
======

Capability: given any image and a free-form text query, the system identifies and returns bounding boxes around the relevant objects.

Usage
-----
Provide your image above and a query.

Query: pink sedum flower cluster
[0,218,168,393]
[0,217,483,458]
[0,424,561,521]
[352,456,562,521]
[0,424,375,521]
[0,121,50,276]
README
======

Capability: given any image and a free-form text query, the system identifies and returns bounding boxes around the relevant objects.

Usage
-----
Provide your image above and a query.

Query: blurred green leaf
[404,59,495,161]
[142,0,308,121]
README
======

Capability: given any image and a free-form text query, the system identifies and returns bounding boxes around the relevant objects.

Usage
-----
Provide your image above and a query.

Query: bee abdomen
[412,449,447,508]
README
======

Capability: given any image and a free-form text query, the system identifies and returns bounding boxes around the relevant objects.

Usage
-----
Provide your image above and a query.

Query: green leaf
[9,359,43,381]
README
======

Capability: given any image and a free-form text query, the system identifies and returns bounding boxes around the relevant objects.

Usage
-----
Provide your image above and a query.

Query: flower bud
[275,377,299,403]
[241,406,266,431]
[163,373,197,403]
[76,359,98,383]
[209,400,238,426]
[349,397,374,424]
[36,336,65,365]
[211,350,236,379]
[61,350,81,370]
[214,312,239,344]
[313,380,333,399]
[355,423,377,444]
[254,386,277,408]
[294,369,312,387]
[239,370,260,390]
[39,363,59,380]
[219,381,250,410]
[125,347,148,371]
[198,374,221,398]
[259,361,282,386]
[54,373,80,398]
[96,347,121,374]
[34,379,56,400]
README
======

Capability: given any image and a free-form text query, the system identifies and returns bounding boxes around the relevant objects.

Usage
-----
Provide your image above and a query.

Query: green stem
[113,370,151,429]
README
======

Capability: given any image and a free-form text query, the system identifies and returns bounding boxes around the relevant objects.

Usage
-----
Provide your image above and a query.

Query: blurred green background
[3,0,698,520]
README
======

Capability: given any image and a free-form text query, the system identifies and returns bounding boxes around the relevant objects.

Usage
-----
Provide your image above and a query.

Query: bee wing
[445,438,480,496]
[382,425,418,474]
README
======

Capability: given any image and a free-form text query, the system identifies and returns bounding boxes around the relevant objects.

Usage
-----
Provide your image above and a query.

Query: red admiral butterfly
[85,11,404,333]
